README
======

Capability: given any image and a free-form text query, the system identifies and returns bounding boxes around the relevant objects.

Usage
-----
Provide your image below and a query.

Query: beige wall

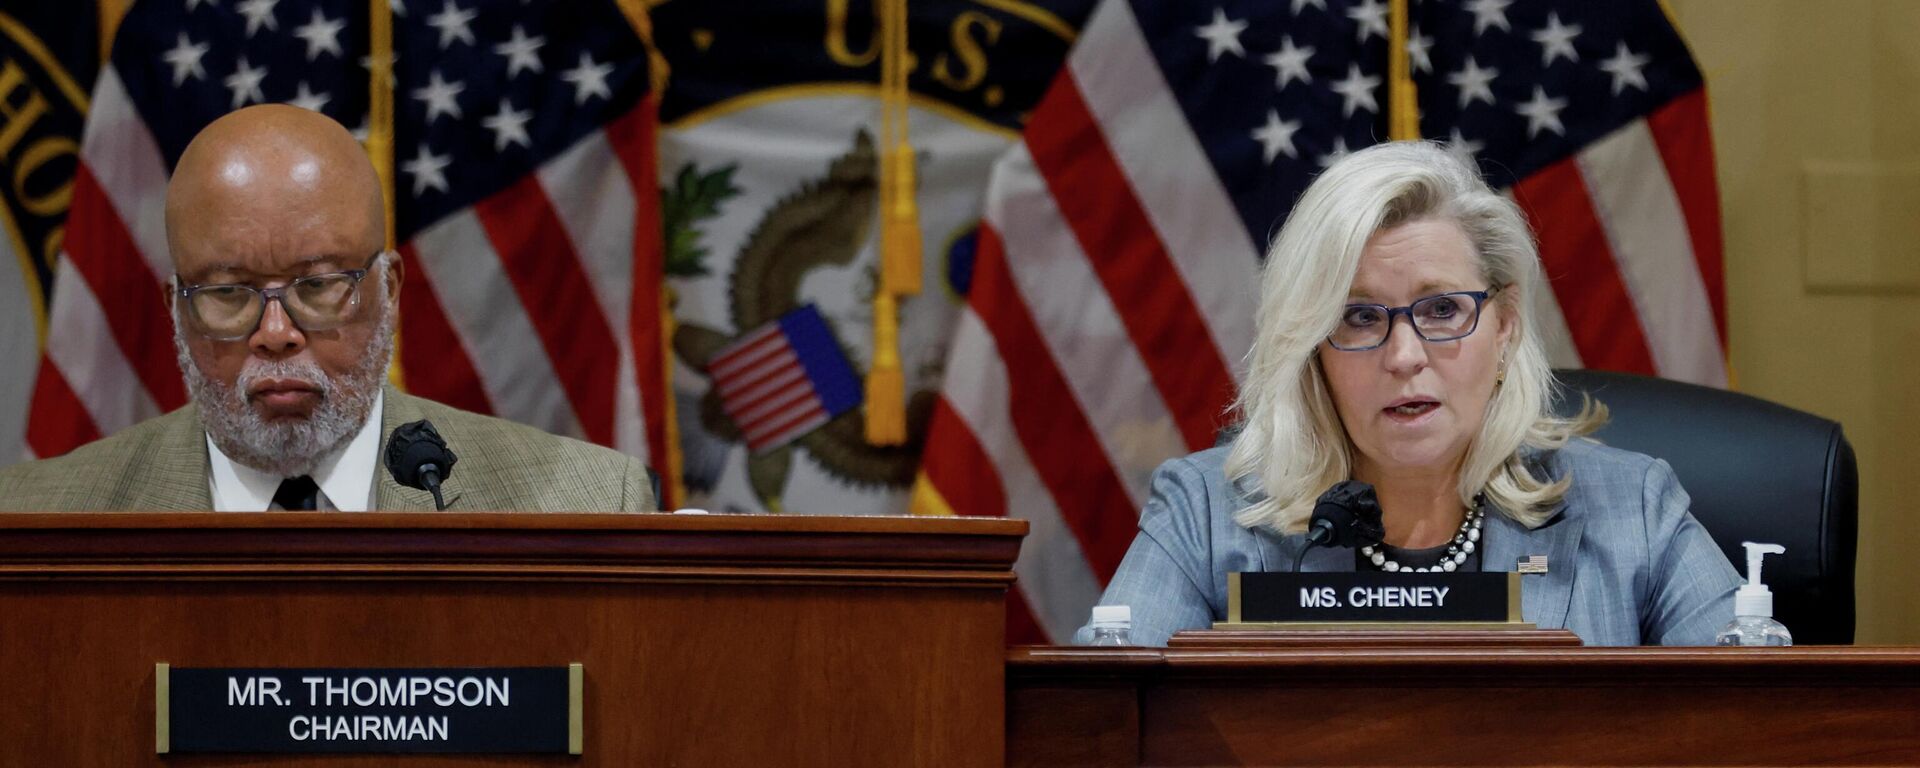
[1670,0,1920,643]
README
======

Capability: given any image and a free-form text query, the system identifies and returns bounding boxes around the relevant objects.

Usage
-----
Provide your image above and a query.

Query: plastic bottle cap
[1090,605,1131,627]
[1735,589,1772,619]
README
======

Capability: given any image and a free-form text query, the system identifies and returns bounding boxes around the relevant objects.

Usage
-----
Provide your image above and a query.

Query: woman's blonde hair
[1224,140,1602,534]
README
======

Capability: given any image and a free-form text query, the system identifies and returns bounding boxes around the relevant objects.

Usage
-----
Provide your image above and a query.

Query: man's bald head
[165,105,401,479]
[166,105,384,274]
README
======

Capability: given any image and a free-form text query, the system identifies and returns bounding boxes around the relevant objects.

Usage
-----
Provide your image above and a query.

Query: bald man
[0,106,656,512]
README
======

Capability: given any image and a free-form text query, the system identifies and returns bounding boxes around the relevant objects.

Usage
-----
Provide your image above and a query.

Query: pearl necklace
[1362,503,1484,573]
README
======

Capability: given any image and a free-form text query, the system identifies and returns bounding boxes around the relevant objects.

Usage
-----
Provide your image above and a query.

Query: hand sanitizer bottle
[1716,542,1793,647]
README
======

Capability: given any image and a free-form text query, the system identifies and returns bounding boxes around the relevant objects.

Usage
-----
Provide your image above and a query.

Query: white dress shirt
[207,391,385,511]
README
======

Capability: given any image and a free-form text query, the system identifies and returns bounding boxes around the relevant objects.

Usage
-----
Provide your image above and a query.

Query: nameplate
[1227,572,1520,624]
[155,664,582,755]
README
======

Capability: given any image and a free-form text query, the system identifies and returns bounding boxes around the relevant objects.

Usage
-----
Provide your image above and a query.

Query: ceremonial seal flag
[0,1,100,461]
[648,0,1082,515]
[25,0,676,500]
[916,0,1727,642]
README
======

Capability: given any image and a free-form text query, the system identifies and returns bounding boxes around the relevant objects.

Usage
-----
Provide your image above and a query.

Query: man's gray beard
[173,298,394,478]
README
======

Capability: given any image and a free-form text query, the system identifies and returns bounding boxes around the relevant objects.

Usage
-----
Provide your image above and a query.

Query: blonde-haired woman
[1080,141,1738,646]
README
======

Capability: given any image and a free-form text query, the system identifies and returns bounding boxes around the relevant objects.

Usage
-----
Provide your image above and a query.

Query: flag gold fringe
[615,0,671,96]
[908,471,955,516]
[1387,0,1419,141]
[97,0,129,63]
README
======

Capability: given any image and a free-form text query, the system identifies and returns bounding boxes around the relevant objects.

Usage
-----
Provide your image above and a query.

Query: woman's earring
[1496,349,1509,386]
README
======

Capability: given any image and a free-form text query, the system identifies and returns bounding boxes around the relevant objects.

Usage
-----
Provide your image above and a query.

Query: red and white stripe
[1517,89,1727,387]
[922,310,1105,639]
[922,0,1257,643]
[921,0,1727,642]
[26,68,182,460]
[26,65,674,497]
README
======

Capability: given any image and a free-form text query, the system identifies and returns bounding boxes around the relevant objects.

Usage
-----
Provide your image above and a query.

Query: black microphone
[1294,480,1387,571]
[384,420,458,511]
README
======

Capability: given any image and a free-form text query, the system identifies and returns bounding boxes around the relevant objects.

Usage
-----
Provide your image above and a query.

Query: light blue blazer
[1077,439,1741,646]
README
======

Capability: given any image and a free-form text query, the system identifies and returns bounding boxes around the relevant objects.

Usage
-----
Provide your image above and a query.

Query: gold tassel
[879,0,921,296]
[865,291,907,445]
[864,0,915,445]
[881,143,922,294]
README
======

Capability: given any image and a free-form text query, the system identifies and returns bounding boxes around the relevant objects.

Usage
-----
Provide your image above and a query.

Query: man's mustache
[233,359,332,401]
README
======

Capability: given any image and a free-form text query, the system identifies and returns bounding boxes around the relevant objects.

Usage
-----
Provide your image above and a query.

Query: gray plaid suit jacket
[1077,439,1740,646]
[0,385,655,512]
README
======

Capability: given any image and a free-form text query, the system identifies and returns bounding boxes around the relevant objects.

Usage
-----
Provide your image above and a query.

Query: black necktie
[272,476,320,511]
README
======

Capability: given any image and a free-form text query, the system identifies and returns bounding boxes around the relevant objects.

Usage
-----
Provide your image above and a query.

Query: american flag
[25,0,676,501]
[708,304,861,454]
[915,0,1727,642]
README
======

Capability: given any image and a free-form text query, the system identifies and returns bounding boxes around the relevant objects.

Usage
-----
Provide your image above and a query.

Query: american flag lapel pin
[1517,555,1549,574]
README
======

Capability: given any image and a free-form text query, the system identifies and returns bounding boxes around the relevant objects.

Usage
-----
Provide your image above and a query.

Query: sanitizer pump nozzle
[1717,541,1792,646]
[1737,542,1784,617]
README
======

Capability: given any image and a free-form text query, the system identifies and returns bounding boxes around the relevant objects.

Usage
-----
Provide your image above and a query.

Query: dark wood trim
[0,513,1026,585]
[0,511,1023,533]
[1169,628,1583,648]
[1010,645,1920,686]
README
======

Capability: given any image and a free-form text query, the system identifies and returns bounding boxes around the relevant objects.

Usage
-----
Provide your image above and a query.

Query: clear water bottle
[1088,605,1131,646]
[1716,542,1793,647]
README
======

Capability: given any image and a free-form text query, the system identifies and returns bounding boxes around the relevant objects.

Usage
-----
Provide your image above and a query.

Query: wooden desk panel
[0,513,1024,768]
[1008,645,1920,767]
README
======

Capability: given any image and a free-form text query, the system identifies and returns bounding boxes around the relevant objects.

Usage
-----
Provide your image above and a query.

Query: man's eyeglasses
[1327,288,1498,352]
[175,252,384,340]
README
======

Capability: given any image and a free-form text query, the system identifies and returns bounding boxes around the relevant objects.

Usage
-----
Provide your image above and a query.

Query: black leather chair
[1552,369,1858,644]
